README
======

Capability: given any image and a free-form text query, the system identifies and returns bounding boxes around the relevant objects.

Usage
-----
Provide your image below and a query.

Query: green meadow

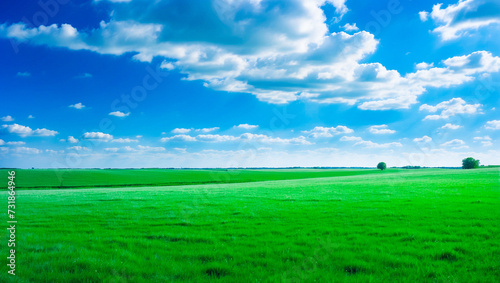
[1,168,499,282]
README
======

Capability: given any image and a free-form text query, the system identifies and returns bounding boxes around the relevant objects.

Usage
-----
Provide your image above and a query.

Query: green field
[1,168,499,282]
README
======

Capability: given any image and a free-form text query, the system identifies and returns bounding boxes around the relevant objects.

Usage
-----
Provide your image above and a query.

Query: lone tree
[462,157,479,169]
[377,162,387,170]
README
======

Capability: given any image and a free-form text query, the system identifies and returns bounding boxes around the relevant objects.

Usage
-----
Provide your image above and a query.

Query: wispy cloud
[368,125,396,134]
[2,123,58,137]
[1,115,14,122]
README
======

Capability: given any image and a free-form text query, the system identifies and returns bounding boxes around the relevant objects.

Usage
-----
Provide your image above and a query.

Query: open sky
[0,0,499,168]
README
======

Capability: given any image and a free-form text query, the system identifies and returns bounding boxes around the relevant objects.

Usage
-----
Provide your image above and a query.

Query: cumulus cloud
[368,125,396,134]
[233,124,258,130]
[420,97,482,120]
[68,136,79,143]
[415,62,434,69]
[302,126,353,138]
[28,115,35,119]
[0,139,3,145]
[0,1,491,111]
[342,23,358,31]
[1,115,14,122]
[485,120,500,129]
[69,102,85,109]
[1,1,498,110]
[2,123,58,137]
[440,123,462,129]
[83,132,113,140]
[419,11,429,22]
[444,123,465,131]
[421,0,500,41]
[413,135,432,143]
[109,111,130,117]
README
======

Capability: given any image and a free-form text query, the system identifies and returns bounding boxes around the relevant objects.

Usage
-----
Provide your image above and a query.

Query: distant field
[0,168,384,189]
[1,168,499,282]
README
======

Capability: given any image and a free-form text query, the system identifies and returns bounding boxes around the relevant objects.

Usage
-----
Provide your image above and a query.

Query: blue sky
[0,0,499,168]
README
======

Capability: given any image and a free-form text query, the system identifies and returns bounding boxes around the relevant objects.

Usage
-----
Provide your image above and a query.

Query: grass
[0,168,384,189]
[1,168,499,282]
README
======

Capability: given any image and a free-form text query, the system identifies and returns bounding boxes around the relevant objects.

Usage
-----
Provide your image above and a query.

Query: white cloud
[0,139,4,145]
[6,141,26,145]
[234,124,259,130]
[161,134,197,142]
[441,139,465,147]
[69,102,85,109]
[302,126,353,138]
[196,134,239,142]
[12,147,40,154]
[413,135,432,143]
[109,111,130,117]
[68,136,79,143]
[340,136,362,141]
[480,141,493,147]
[440,123,462,129]
[171,127,219,134]
[198,127,219,133]
[28,115,35,119]
[423,0,500,41]
[474,136,493,147]
[420,97,482,120]
[1,115,14,122]
[111,138,139,143]
[162,132,312,145]
[238,133,312,145]
[172,128,191,134]
[2,123,58,137]
[160,60,175,70]
[485,120,500,130]
[419,11,429,22]
[354,140,402,149]
[416,62,434,69]
[2,2,499,110]
[342,23,358,31]
[105,145,165,152]
[473,136,491,140]
[339,135,402,148]
[368,125,396,134]
[83,132,113,140]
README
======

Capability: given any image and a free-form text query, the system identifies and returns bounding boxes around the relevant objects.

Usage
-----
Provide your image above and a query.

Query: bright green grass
[0,168,384,189]
[1,168,499,282]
